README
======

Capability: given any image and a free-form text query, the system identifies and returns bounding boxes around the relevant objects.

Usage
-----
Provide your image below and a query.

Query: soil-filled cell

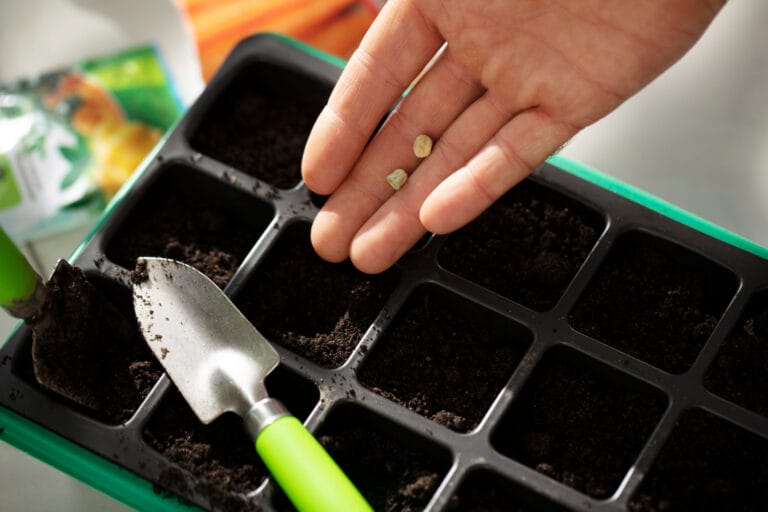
[236,222,398,368]
[358,285,530,432]
[191,62,327,189]
[143,367,317,511]
[14,268,161,425]
[106,166,271,288]
[629,408,768,511]
[492,347,666,499]
[569,232,737,373]
[446,470,570,512]
[704,292,768,417]
[273,404,450,512]
[438,179,603,311]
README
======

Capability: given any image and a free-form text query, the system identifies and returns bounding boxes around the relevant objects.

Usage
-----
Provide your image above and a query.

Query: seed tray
[1,34,767,512]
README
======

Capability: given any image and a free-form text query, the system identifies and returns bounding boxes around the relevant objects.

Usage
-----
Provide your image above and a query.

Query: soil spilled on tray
[27,260,161,423]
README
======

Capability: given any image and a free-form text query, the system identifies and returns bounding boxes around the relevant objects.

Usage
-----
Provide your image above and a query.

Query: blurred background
[0,0,765,510]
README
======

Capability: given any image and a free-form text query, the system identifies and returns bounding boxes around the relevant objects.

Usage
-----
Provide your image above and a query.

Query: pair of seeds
[387,134,433,191]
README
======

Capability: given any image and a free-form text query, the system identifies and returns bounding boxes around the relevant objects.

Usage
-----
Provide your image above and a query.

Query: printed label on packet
[0,46,183,241]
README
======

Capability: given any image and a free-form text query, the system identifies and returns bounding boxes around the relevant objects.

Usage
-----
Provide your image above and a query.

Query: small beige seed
[413,134,433,158]
[387,169,408,190]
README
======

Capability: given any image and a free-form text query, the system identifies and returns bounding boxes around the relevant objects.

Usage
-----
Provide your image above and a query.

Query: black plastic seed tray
[1,34,767,512]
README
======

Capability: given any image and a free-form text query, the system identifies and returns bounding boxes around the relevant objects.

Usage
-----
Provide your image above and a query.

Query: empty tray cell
[438,179,603,311]
[13,268,161,425]
[273,403,451,512]
[190,62,327,189]
[106,165,272,288]
[492,347,666,499]
[236,222,398,368]
[569,231,737,373]
[358,284,531,432]
[628,408,768,511]
[704,291,768,417]
[446,469,571,512]
[143,366,318,511]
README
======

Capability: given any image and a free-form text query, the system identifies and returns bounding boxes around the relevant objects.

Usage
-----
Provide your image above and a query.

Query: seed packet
[0,46,183,241]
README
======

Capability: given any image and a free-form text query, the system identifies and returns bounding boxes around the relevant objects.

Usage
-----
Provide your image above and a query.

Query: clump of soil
[107,175,262,288]
[144,391,265,512]
[237,223,398,368]
[144,368,317,511]
[704,295,768,417]
[446,471,568,512]
[569,232,736,373]
[438,180,601,311]
[28,261,161,424]
[629,408,768,511]
[358,286,528,432]
[191,65,323,189]
[274,407,447,512]
[493,348,666,499]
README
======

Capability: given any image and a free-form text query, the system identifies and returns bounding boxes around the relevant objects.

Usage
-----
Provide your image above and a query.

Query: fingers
[302,0,444,195]
[420,109,578,234]
[311,49,483,263]
[348,91,515,273]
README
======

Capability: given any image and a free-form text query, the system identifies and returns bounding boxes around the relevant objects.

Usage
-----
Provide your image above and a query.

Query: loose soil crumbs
[494,349,665,499]
[704,296,768,417]
[191,67,322,189]
[438,180,601,311]
[29,261,161,423]
[629,408,768,511]
[359,287,526,432]
[144,391,265,512]
[237,223,397,368]
[569,232,736,373]
[107,183,257,289]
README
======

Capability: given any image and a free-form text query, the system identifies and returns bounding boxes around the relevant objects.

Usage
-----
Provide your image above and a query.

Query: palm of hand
[302,0,724,273]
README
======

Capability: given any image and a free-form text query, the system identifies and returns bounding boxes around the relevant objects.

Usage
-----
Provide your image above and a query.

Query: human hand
[302,0,725,273]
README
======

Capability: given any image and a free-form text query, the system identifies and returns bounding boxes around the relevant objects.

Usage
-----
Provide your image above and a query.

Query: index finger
[302,0,443,195]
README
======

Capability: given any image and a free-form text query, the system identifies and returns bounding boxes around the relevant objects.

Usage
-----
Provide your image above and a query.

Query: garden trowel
[131,257,371,512]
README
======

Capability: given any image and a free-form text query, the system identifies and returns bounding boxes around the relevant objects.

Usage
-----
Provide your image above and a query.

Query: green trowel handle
[255,415,372,512]
[0,227,38,308]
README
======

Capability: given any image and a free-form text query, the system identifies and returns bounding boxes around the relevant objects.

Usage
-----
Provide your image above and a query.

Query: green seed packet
[0,46,183,241]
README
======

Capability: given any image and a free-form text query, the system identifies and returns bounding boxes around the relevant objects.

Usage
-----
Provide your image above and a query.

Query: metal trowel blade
[132,257,279,424]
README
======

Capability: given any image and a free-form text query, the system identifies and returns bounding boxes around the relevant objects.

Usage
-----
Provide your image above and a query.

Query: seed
[387,169,408,190]
[413,134,433,158]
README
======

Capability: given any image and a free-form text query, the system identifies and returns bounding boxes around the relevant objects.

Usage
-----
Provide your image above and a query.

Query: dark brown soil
[144,368,317,512]
[107,172,264,288]
[191,65,323,189]
[438,180,602,311]
[493,348,666,499]
[144,392,265,512]
[704,294,768,417]
[236,223,398,368]
[446,470,569,512]
[28,261,161,423]
[274,406,448,512]
[358,285,529,432]
[629,408,768,511]
[569,232,736,373]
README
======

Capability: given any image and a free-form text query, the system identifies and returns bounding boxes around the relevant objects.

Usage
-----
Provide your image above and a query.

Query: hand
[302,0,725,273]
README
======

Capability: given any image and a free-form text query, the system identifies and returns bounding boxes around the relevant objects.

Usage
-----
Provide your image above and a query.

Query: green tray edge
[2,33,767,512]
[547,153,768,261]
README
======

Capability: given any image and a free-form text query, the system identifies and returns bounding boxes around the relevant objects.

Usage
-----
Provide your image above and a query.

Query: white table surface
[1,1,767,510]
